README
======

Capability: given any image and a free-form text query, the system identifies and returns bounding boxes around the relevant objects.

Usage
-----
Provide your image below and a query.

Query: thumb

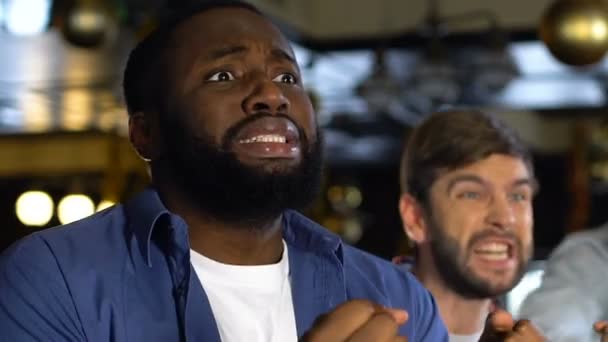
[383,308,409,325]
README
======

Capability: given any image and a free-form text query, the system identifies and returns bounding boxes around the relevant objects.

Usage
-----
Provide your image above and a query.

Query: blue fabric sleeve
[410,278,449,342]
[0,234,85,341]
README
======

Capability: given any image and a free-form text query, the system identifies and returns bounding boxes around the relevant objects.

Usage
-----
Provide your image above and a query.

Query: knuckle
[513,319,531,332]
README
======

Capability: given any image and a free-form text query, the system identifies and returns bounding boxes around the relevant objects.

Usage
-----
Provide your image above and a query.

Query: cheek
[188,92,243,139]
[431,206,474,245]
[287,91,316,133]
[515,205,534,242]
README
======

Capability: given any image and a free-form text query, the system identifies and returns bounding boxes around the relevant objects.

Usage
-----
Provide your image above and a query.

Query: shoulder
[281,211,448,340]
[341,245,447,340]
[284,210,433,307]
[1,205,129,272]
[0,221,90,340]
[547,224,608,263]
[341,244,428,302]
[561,224,608,247]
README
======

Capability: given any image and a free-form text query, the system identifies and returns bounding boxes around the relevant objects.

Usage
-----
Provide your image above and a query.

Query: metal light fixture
[461,24,519,102]
[403,44,461,114]
[355,48,406,117]
[402,0,461,115]
[540,0,608,66]
[60,0,117,48]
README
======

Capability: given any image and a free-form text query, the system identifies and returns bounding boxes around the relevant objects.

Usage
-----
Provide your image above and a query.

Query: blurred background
[2,0,608,312]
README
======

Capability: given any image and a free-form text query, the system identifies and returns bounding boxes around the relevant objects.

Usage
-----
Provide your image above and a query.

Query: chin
[246,159,302,174]
[479,278,519,296]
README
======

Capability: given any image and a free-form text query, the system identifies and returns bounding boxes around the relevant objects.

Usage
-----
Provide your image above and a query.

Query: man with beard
[0,1,447,341]
[396,109,545,341]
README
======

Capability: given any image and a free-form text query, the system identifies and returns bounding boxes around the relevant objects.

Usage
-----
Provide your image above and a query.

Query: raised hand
[594,321,608,342]
[479,309,545,342]
[300,299,409,342]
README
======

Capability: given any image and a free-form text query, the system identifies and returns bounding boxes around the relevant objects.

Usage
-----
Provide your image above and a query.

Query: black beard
[156,109,323,227]
[426,212,529,299]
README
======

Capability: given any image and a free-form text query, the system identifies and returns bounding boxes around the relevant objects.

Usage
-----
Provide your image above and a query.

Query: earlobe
[129,112,157,162]
[398,194,428,244]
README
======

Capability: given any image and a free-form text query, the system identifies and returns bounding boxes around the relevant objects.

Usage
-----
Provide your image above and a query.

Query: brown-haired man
[397,109,545,341]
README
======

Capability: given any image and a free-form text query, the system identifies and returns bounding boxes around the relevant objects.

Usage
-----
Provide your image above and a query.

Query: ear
[129,112,161,162]
[398,193,430,244]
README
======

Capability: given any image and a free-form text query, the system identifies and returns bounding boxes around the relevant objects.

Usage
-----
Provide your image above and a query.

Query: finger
[303,300,398,342]
[303,300,376,341]
[511,320,546,341]
[512,319,532,333]
[383,307,409,325]
[488,309,515,332]
[392,336,408,342]
[595,321,608,333]
[348,312,400,342]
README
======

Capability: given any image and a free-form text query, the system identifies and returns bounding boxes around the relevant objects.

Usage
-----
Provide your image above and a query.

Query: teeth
[479,253,508,261]
[475,242,508,253]
[239,134,286,144]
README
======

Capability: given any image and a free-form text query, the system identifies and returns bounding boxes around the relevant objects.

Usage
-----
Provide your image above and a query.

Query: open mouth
[474,242,511,261]
[231,117,301,160]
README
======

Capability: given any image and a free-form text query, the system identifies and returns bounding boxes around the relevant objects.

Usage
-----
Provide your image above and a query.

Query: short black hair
[122,0,262,116]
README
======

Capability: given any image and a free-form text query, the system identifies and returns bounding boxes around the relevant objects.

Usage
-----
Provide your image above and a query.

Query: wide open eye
[272,73,298,84]
[207,71,235,82]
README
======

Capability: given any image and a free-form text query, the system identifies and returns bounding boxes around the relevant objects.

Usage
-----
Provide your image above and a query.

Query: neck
[154,177,284,266]
[413,253,491,335]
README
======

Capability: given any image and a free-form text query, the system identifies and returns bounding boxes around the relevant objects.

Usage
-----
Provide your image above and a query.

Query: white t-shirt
[449,330,484,342]
[190,241,297,342]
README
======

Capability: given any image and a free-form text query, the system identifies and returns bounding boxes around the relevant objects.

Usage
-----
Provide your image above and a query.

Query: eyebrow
[513,178,539,194]
[270,48,297,65]
[203,45,297,66]
[446,175,486,195]
[446,175,538,195]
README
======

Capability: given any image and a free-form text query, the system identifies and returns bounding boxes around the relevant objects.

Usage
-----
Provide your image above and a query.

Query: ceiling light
[15,191,54,227]
[4,0,51,35]
[57,193,95,224]
[96,199,115,212]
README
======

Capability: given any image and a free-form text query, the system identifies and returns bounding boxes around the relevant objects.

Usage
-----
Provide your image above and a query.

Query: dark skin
[129,7,408,339]
[480,309,545,342]
[130,8,315,266]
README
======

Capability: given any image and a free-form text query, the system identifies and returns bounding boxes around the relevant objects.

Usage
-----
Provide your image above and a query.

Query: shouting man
[397,109,544,341]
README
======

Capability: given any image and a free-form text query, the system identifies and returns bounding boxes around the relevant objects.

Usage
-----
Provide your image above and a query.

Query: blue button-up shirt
[0,188,447,341]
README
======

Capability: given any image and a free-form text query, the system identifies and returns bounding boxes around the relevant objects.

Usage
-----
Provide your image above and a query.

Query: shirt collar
[125,187,171,267]
[282,210,343,262]
[124,188,344,267]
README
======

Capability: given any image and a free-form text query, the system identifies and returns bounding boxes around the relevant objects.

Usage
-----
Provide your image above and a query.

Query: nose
[242,77,290,115]
[486,194,516,230]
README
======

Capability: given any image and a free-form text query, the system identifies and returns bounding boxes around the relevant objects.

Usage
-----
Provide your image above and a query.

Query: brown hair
[400,109,535,205]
